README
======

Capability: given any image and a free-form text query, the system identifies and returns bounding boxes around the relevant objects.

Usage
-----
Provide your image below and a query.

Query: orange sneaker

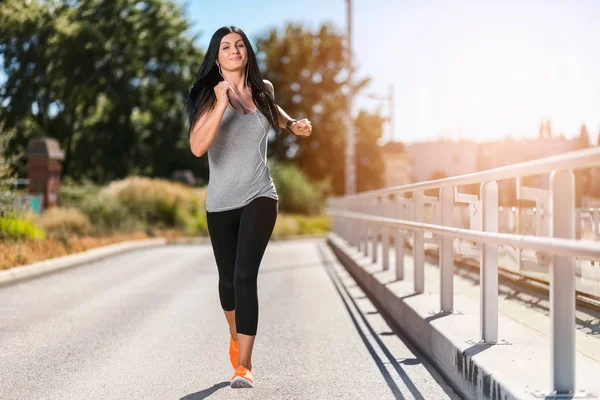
[230,365,254,388]
[229,336,239,369]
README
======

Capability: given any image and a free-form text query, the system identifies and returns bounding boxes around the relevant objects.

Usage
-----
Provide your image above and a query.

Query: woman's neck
[222,70,248,94]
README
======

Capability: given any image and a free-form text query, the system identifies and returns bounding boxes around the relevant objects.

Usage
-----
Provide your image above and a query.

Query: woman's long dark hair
[184,26,280,135]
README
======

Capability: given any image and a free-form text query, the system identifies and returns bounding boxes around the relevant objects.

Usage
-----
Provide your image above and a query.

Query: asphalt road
[0,238,461,400]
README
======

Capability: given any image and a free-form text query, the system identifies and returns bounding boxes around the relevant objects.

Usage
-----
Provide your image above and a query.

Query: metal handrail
[327,209,600,259]
[340,146,600,200]
[327,148,600,396]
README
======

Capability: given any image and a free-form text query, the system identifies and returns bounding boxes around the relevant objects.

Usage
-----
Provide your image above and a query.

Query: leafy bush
[0,216,45,240]
[272,214,330,237]
[272,214,299,237]
[294,215,331,235]
[78,194,142,234]
[0,124,20,217]
[174,197,208,235]
[59,177,101,207]
[98,177,199,226]
[36,207,92,236]
[269,162,329,215]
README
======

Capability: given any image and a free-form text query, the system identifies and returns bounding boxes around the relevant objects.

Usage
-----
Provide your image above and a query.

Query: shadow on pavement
[317,242,464,400]
[180,381,230,400]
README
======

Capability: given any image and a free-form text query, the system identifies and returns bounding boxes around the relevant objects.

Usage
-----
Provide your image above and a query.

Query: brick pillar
[26,137,65,211]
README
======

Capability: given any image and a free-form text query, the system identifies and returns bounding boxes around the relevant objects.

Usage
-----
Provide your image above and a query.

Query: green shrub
[0,216,45,240]
[0,124,20,217]
[57,176,208,235]
[272,214,299,237]
[294,215,331,235]
[174,197,208,235]
[269,162,329,215]
[59,177,101,207]
[78,194,143,234]
[98,177,200,227]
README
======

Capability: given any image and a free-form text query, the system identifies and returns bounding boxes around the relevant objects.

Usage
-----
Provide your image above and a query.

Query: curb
[0,237,167,288]
[271,233,328,241]
[0,234,327,288]
[166,236,211,245]
[164,234,327,244]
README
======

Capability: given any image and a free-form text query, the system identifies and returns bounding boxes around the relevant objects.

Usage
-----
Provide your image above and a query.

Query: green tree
[0,123,19,216]
[355,110,385,192]
[257,24,379,195]
[0,0,206,184]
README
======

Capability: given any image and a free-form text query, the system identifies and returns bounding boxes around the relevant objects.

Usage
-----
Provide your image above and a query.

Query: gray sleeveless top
[205,106,279,212]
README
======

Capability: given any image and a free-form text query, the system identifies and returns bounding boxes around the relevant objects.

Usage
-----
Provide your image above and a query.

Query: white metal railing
[326,146,600,396]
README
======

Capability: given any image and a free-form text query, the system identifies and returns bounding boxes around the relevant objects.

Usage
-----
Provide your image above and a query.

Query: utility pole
[344,0,355,195]
[388,84,395,141]
[364,84,395,141]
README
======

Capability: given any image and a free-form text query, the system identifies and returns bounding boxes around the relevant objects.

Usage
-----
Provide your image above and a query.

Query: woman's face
[217,33,247,71]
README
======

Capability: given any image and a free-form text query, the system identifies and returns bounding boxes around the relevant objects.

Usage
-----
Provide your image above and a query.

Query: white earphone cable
[217,63,270,170]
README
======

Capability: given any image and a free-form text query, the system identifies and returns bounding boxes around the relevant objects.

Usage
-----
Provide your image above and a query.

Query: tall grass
[71,176,208,235]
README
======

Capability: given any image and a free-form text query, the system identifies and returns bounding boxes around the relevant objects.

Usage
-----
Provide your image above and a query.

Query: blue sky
[180,0,600,144]
[2,1,599,145]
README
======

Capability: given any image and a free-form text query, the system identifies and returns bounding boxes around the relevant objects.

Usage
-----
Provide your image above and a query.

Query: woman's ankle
[238,362,252,371]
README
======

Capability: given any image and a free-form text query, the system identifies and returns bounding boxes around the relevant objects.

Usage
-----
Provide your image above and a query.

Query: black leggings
[206,196,278,336]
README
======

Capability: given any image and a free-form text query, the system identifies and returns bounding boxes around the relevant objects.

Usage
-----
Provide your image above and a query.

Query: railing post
[363,223,370,257]
[358,211,363,252]
[413,190,425,293]
[396,230,405,280]
[549,169,576,395]
[382,196,390,271]
[515,178,522,271]
[344,201,350,242]
[353,212,360,248]
[329,199,337,235]
[593,208,600,242]
[395,195,405,280]
[440,186,454,312]
[339,200,346,240]
[359,202,367,255]
[371,198,379,264]
[371,222,378,264]
[481,181,499,343]
[354,201,361,248]
[382,225,389,270]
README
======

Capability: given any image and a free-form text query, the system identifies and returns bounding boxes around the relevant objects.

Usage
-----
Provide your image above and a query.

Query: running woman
[185,26,312,389]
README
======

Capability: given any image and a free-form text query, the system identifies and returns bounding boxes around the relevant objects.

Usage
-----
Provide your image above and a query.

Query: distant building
[406,140,478,183]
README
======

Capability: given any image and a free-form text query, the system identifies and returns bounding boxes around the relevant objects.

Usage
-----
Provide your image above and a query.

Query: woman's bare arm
[263,80,312,136]
[189,104,226,157]
[189,81,231,157]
